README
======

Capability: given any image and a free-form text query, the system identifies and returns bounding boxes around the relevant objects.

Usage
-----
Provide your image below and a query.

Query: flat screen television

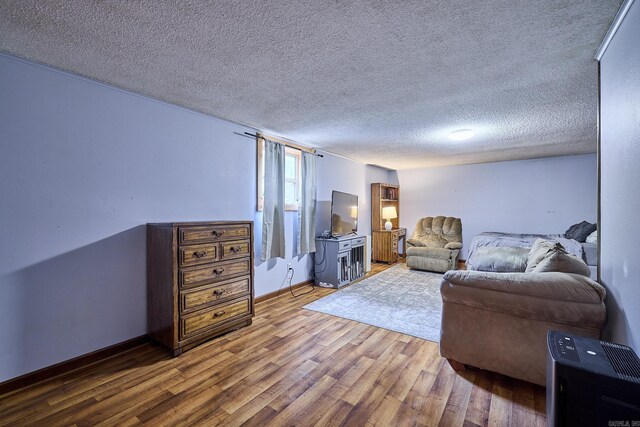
[331,190,358,237]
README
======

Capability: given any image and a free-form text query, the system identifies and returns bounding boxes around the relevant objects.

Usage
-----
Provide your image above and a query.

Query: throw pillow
[531,250,591,277]
[526,238,567,272]
[444,242,462,250]
[564,221,597,243]
[585,230,598,244]
[471,247,529,272]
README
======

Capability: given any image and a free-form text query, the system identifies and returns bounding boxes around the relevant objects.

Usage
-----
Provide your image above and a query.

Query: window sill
[255,205,300,212]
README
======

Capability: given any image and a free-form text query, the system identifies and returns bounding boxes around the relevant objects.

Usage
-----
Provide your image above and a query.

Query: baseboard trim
[255,279,315,304]
[0,334,149,396]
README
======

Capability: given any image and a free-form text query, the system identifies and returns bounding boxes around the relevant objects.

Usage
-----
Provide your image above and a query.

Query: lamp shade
[382,206,398,220]
[350,206,358,218]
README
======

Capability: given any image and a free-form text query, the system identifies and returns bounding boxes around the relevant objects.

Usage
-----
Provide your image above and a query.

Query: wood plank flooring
[0,262,546,426]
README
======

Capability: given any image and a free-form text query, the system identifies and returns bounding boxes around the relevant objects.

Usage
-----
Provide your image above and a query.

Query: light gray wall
[599,0,640,350]
[397,154,597,259]
[0,53,374,382]
[315,154,394,237]
[0,53,253,382]
[253,156,393,296]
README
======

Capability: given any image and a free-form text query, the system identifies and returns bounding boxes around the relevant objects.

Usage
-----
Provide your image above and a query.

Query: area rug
[303,263,443,342]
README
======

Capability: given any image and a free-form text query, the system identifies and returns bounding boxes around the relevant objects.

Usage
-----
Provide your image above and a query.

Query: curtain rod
[234,131,323,157]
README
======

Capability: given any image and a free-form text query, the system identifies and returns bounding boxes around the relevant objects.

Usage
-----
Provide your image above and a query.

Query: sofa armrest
[407,238,426,247]
[407,246,458,260]
[444,242,462,250]
[440,270,606,329]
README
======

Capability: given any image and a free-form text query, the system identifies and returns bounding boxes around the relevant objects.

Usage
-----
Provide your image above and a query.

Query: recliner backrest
[413,216,462,247]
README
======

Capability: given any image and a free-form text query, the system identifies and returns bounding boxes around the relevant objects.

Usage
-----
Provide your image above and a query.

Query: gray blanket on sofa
[466,232,584,271]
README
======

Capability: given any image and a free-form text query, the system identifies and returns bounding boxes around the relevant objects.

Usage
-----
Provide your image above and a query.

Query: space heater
[546,330,640,426]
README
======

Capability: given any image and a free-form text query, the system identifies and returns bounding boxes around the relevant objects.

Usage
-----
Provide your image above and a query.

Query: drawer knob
[213,268,225,276]
[213,310,226,317]
[212,230,225,237]
[230,246,242,254]
[193,250,207,258]
[213,289,226,296]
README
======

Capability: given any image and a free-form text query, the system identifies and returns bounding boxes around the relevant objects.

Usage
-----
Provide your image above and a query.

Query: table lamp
[382,206,397,231]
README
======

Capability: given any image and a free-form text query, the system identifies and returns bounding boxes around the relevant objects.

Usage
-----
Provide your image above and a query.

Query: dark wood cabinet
[147,221,254,356]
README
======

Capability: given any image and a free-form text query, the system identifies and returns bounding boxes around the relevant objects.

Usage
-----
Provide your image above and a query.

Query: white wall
[599,0,640,350]
[398,154,597,259]
[0,53,376,382]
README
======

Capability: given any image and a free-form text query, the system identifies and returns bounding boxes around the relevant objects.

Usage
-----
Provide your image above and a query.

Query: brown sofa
[439,270,606,386]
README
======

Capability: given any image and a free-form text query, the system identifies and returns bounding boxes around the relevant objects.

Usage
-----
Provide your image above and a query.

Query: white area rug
[303,263,443,342]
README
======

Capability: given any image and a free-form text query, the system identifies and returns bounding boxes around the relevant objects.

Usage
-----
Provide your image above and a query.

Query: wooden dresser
[372,228,406,264]
[147,221,254,356]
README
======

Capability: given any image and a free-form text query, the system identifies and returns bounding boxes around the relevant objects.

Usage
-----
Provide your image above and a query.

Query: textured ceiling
[0,1,623,169]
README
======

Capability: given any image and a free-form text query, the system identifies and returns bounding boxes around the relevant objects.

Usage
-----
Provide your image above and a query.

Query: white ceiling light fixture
[448,129,475,141]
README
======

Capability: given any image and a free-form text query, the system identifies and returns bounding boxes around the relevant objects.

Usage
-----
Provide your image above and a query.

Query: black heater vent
[601,341,640,382]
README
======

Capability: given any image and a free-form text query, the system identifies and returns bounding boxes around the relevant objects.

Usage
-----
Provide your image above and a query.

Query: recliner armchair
[406,216,462,273]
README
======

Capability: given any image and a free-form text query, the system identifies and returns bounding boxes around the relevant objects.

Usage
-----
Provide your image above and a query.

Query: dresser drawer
[180,296,251,339]
[179,258,251,288]
[178,243,218,267]
[179,224,250,244]
[180,276,250,314]
[352,237,366,246]
[220,239,251,260]
[338,240,351,251]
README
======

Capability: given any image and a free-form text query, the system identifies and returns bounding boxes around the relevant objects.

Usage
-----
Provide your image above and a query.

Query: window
[284,149,301,210]
[257,139,301,211]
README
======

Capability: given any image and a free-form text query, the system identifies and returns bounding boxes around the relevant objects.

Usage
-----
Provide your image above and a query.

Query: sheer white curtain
[261,139,286,260]
[298,151,317,254]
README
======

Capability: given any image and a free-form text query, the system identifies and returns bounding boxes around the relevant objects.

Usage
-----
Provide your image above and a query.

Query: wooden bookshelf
[371,183,400,231]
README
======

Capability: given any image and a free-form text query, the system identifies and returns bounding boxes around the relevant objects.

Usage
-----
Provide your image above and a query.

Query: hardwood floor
[0,261,545,426]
